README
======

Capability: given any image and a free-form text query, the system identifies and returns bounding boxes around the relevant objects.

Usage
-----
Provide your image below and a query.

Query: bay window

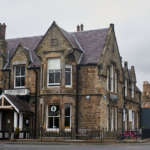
[48,58,61,86]
[14,65,25,88]
[65,65,72,87]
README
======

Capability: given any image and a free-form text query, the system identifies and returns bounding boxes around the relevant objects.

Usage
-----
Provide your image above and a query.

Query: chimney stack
[77,25,80,32]
[0,23,6,40]
[80,24,84,31]
[124,61,128,68]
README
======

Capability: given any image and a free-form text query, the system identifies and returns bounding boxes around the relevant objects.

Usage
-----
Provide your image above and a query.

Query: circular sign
[51,106,57,112]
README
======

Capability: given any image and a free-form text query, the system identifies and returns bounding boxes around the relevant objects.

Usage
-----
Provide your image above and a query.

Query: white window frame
[14,65,25,89]
[65,65,72,88]
[64,104,72,131]
[46,105,60,131]
[47,58,61,87]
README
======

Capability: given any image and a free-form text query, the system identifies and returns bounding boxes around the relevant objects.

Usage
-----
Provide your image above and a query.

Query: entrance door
[2,110,14,131]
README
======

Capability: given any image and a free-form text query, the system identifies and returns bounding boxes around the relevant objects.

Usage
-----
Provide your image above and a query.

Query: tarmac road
[0,143,150,150]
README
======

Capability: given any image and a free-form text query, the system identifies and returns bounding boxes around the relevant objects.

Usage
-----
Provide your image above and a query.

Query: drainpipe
[33,68,39,138]
[75,65,80,136]
[8,70,11,89]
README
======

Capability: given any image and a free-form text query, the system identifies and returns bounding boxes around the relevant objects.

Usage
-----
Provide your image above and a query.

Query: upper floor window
[48,58,61,86]
[51,39,58,47]
[110,65,114,92]
[65,65,72,87]
[125,79,128,97]
[106,68,110,91]
[114,72,118,93]
[107,64,118,93]
[14,65,25,88]
[131,83,134,98]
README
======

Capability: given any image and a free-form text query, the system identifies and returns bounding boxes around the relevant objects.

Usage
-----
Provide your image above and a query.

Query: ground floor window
[47,105,60,130]
[64,104,71,129]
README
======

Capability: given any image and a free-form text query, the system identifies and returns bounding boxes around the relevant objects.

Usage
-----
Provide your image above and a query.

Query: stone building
[142,81,150,108]
[0,21,141,138]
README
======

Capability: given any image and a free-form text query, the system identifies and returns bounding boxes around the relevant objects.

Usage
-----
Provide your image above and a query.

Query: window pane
[16,77,20,87]
[54,117,59,128]
[65,104,70,116]
[65,117,70,127]
[16,66,20,76]
[48,117,53,128]
[21,77,25,86]
[21,66,25,76]
[65,68,71,72]
[55,71,60,84]
[49,72,54,84]
[48,59,60,70]
[65,72,71,85]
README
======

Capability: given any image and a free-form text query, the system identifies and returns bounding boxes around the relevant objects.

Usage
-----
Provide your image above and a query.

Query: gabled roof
[3,22,109,69]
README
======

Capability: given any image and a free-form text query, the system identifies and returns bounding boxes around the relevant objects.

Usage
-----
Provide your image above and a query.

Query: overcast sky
[0,0,150,90]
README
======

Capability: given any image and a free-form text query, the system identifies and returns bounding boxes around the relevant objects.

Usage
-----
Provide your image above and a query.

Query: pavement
[1,143,150,150]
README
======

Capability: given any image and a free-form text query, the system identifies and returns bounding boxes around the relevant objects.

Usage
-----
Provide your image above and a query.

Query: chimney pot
[77,25,80,32]
[0,23,6,40]
[124,61,128,68]
[80,24,84,31]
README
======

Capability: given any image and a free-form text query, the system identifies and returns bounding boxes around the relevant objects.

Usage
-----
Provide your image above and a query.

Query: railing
[40,128,104,142]
[116,129,142,140]
[0,130,33,140]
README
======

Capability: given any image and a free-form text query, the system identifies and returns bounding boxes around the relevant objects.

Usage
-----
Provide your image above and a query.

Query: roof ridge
[6,35,43,41]
[70,28,108,34]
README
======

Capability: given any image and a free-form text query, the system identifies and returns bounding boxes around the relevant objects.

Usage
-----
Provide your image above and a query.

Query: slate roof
[4,94,33,112]
[4,26,109,68]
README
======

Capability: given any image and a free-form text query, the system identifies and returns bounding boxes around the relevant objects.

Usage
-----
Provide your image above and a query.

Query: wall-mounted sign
[51,105,57,112]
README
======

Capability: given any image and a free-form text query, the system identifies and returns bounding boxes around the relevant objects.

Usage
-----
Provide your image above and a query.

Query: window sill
[64,128,71,132]
[46,128,59,132]
[65,85,72,88]
[14,86,25,89]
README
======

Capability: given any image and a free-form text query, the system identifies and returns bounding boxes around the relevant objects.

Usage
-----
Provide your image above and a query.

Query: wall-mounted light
[86,95,90,100]
[26,120,29,125]
[7,119,10,124]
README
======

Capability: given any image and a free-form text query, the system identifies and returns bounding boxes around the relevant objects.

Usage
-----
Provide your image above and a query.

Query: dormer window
[14,65,25,88]
[47,58,61,86]
[51,39,58,47]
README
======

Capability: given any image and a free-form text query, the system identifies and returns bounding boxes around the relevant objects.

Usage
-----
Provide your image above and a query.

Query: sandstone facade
[0,22,141,138]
